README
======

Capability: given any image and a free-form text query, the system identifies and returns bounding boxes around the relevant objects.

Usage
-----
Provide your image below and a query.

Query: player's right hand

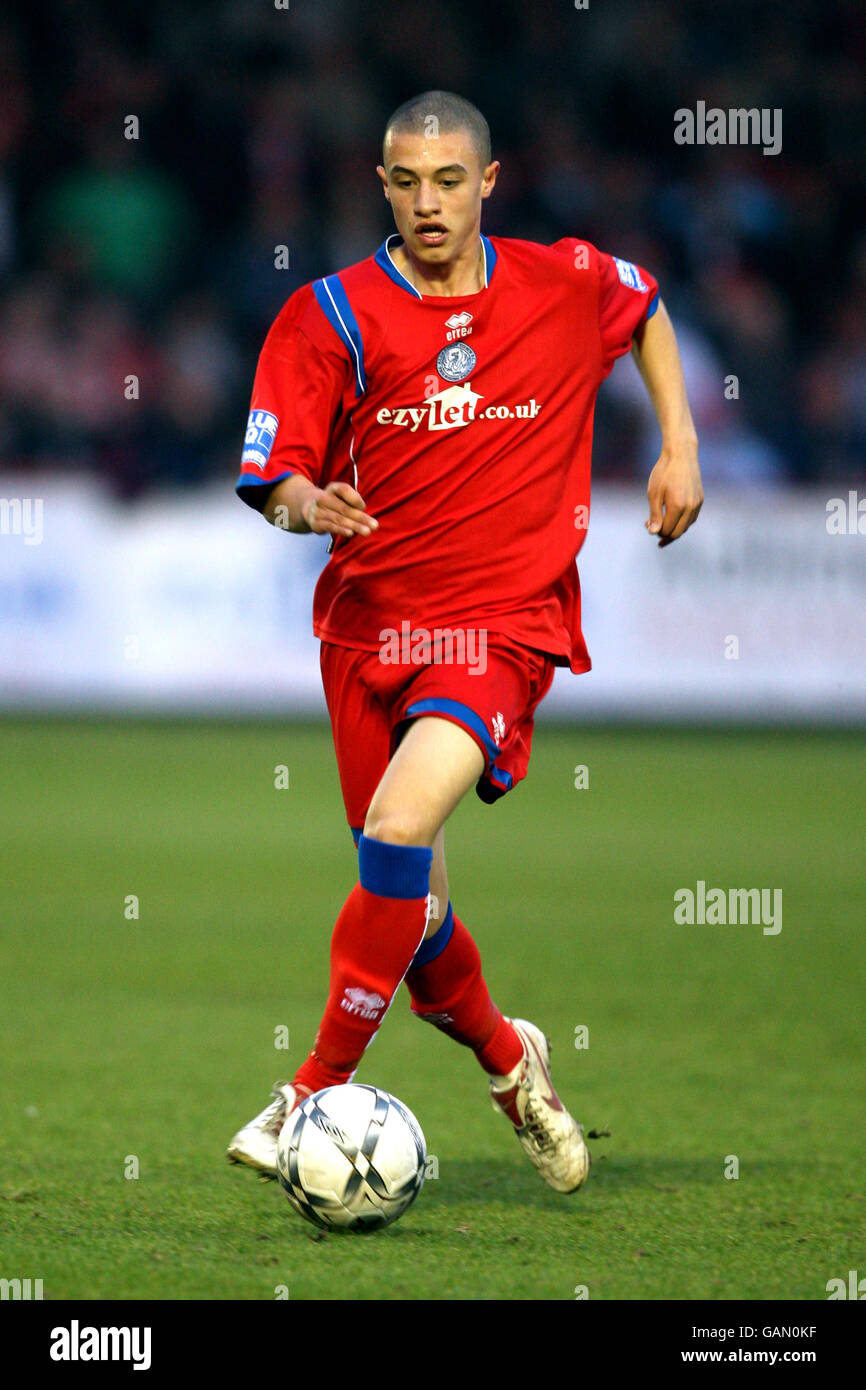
[302,482,379,538]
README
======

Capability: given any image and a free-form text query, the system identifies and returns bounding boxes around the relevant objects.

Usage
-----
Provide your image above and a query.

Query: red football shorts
[319,635,557,833]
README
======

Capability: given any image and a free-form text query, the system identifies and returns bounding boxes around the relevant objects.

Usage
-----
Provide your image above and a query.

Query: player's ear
[376,165,391,201]
[481,160,500,199]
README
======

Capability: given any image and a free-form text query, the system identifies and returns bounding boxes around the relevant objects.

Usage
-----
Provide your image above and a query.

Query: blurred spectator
[36,121,194,303]
[0,0,863,497]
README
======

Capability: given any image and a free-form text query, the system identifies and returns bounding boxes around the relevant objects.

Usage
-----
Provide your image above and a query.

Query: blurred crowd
[0,0,863,499]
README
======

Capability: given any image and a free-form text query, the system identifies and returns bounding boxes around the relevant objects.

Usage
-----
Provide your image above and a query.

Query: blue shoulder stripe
[375,237,423,299]
[312,275,367,396]
[480,234,497,284]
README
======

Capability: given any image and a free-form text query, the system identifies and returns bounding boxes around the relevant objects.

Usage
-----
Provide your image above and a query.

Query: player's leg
[362,713,484,845]
[227,716,481,1174]
[230,641,588,1191]
[290,716,485,1097]
[426,827,448,936]
[292,700,587,1193]
[397,650,589,1192]
[410,827,590,1193]
[408,827,525,1071]
[409,823,590,1192]
[350,644,589,1192]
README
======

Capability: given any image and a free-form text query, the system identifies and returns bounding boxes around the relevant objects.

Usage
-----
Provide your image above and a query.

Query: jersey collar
[374,233,497,299]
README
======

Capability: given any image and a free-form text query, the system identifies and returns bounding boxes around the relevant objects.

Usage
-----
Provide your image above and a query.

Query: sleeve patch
[613,257,649,293]
[242,410,280,470]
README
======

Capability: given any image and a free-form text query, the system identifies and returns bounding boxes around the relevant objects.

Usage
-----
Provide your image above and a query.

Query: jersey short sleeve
[235,285,353,512]
[596,249,659,376]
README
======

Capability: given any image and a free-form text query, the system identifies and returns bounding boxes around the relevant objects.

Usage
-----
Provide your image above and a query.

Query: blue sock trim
[358,834,433,900]
[410,901,455,969]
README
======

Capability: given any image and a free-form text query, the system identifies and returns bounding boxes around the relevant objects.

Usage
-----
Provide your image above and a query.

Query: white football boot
[490,1019,590,1193]
[226,1082,304,1176]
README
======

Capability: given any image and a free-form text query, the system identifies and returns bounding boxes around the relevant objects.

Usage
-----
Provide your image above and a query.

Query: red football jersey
[236,234,658,672]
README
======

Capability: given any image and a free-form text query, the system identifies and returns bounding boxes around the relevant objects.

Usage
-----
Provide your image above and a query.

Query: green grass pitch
[1,718,863,1301]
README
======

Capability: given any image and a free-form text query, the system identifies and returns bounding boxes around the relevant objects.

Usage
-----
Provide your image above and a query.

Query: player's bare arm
[263,474,378,538]
[631,298,704,547]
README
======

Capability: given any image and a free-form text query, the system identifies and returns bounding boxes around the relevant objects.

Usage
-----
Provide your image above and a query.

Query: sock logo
[341,987,387,1020]
[418,1011,455,1028]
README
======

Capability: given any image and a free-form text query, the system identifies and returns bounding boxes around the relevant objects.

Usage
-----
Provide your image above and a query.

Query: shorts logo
[341,987,386,1020]
[613,258,648,293]
[492,712,506,745]
[242,410,279,470]
[437,342,476,382]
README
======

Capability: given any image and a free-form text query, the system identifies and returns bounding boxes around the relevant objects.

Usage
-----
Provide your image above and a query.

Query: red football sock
[406,907,524,1076]
[293,836,432,1094]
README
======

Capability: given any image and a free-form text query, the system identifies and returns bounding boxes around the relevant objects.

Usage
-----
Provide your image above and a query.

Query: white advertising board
[0,476,863,720]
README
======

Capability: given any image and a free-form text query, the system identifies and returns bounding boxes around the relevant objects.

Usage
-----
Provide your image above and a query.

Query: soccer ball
[276,1084,427,1233]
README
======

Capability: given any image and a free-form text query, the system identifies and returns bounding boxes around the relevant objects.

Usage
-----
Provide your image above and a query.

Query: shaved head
[383,90,492,169]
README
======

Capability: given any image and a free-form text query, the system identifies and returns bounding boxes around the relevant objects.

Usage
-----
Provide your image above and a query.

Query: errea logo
[341,987,386,1020]
[445,311,473,341]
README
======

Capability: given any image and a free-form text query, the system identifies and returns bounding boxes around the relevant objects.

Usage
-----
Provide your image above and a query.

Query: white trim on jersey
[384,235,423,299]
[382,233,491,295]
[321,278,366,393]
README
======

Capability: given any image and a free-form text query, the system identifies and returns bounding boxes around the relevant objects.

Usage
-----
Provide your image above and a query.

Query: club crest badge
[436,342,476,382]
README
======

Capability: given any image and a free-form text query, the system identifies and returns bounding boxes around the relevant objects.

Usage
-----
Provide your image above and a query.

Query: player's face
[377,130,498,267]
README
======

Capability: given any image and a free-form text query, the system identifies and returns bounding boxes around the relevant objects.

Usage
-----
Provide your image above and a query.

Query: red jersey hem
[312,621,592,675]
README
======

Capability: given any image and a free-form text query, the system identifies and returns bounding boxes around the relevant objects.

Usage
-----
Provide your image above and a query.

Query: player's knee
[362,808,429,847]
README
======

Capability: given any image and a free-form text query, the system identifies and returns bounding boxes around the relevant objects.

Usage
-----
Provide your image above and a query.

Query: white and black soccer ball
[276,1084,427,1233]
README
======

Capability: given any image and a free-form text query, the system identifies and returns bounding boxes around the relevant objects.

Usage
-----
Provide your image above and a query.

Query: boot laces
[523,1100,557,1152]
[263,1086,292,1137]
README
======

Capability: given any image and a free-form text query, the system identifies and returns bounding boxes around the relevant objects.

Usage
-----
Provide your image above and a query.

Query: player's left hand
[646,440,703,547]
